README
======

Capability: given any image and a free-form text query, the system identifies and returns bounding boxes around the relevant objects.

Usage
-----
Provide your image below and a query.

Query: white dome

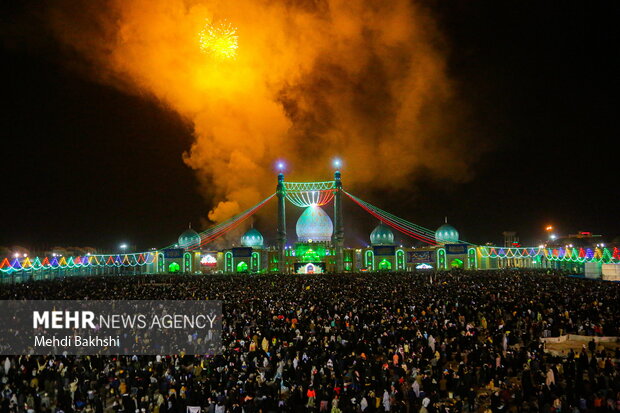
[370,223,394,246]
[241,228,264,248]
[178,228,201,249]
[296,206,333,242]
[435,223,459,244]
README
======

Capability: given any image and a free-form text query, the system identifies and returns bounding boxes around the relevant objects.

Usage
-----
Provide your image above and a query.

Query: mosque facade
[151,170,584,275]
[2,170,615,280]
[155,207,476,275]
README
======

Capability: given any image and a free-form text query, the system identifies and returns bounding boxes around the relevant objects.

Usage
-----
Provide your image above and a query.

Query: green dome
[370,223,394,246]
[435,223,459,244]
[178,228,201,249]
[241,228,264,248]
[296,206,333,242]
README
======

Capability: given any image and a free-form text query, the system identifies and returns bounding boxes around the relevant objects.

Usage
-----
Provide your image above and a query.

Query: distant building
[548,231,604,249]
[503,231,519,248]
[567,231,602,240]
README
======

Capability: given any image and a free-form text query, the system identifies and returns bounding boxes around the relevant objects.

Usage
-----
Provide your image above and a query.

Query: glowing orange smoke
[49,0,480,224]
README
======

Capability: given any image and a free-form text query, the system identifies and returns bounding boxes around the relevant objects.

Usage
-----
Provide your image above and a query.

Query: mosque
[157,198,472,275]
[3,171,616,280]
[152,170,586,275]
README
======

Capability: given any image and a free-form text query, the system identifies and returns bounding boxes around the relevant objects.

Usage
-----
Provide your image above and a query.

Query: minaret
[333,170,344,272]
[276,172,287,272]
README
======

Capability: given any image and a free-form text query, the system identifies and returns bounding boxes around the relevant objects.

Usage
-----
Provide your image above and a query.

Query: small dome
[178,227,201,249]
[370,223,394,246]
[296,206,333,242]
[435,223,459,244]
[241,228,264,248]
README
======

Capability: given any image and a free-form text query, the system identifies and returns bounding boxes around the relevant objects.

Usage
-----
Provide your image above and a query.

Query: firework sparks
[198,19,238,59]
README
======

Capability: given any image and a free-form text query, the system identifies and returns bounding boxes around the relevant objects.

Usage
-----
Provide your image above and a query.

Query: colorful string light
[344,191,438,245]
[286,190,334,207]
[478,246,618,264]
[284,181,335,192]
[281,181,337,208]
[162,193,276,250]
[0,252,157,275]
[2,185,617,279]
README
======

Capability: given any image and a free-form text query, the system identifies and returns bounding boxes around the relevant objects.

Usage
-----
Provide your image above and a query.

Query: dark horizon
[1,1,618,252]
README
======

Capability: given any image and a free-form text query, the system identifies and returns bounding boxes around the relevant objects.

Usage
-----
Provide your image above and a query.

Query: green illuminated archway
[157,252,165,273]
[183,252,192,273]
[365,250,374,270]
[396,249,405,270]
[236,261,248,273]
[168,262,180,273]
[467,248,477,269]
[378,259,392,271]
[251,252,260,272]
[437,248,447,270]
[225,252,233,272]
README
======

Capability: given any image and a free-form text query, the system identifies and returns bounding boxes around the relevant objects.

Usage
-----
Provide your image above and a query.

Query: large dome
[370,223,394,246]
[435,223,459,244]
[296,206,333,242]
[178,227,201,249]
[241,228,264,248]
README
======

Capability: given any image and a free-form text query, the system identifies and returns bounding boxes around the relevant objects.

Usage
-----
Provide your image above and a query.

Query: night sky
[2,1,618,251]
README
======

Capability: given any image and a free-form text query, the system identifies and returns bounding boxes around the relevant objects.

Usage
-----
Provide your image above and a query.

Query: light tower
[332,166,344,272]
[276,171,287,272]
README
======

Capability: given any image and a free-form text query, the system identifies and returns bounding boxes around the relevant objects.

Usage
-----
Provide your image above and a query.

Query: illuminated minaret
[333,169,344,272]
[276,172,287,272]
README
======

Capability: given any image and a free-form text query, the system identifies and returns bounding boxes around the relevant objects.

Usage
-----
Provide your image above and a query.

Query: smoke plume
[49,0,476,223]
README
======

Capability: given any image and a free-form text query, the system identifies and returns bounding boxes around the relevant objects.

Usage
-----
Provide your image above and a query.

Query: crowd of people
[0,269,618,412]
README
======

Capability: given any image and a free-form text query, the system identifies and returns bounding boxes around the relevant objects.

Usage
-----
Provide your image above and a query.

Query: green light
[225,251,233,272]
[168,262,180,273]
[365,250,374,270]
[437,248,446,270]
[295,243,327,263]
[236,261,248,272]
[450,258,463,268]
[378,259,392,271]
[396,249,405,270]
[183,252,192,272]
[303,249,321,262]
[157,253,165,272]
[467,248,477,269]
[251,252,260,271]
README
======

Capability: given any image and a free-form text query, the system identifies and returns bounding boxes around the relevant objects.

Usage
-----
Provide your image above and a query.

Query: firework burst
[198,19,238,59]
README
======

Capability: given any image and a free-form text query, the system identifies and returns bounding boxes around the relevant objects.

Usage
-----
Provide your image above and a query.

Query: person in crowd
[0,269,618,412]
